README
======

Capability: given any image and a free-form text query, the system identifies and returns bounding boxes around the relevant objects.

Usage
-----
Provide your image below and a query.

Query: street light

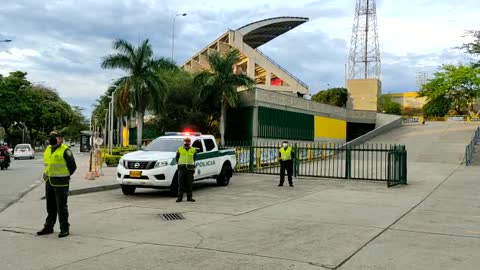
[108,88,119,154]
[171,13,187,60]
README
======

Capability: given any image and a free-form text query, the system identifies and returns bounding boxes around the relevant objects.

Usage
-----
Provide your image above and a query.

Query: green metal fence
[224,142,407,187]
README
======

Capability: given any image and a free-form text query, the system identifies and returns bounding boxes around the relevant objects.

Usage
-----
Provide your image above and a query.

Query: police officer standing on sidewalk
[175,137,197,202]
[37,131,77,238]
[278,140,295,187]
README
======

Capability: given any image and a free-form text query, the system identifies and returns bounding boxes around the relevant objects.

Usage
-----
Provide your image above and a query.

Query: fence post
[345,146,352,179]
[466,145,470,166]
[294,143,298,177]
[249,144,254,173]
[401,146,408,184]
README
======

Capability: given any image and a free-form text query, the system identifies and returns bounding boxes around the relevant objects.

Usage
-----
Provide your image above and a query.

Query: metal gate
[225,142,407,187]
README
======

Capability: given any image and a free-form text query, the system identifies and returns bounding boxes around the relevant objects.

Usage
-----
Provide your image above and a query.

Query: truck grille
[127,161,154,170]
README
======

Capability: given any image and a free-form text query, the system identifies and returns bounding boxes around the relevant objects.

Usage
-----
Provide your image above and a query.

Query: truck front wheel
[121,185,136,195]
[216,163,232,186]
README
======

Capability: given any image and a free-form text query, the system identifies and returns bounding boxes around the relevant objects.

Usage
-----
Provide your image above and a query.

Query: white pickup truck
[116,132,236,195]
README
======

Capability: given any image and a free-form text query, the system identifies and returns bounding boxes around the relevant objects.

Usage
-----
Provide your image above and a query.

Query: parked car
[14,144,35,160]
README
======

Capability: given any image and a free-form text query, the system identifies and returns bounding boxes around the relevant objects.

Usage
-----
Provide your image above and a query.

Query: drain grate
[160,213,185,221]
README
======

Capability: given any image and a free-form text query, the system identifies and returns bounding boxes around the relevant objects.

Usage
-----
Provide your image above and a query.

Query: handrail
[255,48,309,90]
[465,127,480,166]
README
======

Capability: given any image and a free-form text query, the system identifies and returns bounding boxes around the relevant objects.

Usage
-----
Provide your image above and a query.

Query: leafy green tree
[378,95,402,115]
[311,87,348,107]
[0,71,32,139]
[153,69,220,136]
[0,72,86,146]
[101,39,177,148]
[459,30,480,66]
[62,106,88,142]
[194,49,254,145]
[418,64,480,114]
[422,96,450,117]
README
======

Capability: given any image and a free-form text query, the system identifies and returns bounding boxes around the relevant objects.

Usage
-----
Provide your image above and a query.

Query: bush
[104,154,122,166]
[378,95,402,115]
[422,96,450,117]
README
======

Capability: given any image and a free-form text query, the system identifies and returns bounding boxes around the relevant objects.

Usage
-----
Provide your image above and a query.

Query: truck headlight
[155,160,169,168]
[118,159,125,168]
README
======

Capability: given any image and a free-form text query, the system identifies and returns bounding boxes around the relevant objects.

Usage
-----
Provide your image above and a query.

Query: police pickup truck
[116,132,236,195]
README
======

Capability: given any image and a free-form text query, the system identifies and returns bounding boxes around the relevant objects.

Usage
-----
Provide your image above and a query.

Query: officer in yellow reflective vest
[175,137,197,202]
[37,131,77,238]
[278,140,295,187]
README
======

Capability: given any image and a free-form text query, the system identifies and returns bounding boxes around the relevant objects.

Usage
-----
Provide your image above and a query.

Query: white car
[116,132,236,195]
[14,144,35,159]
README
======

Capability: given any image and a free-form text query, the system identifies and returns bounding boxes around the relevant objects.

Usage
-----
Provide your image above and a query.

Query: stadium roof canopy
[236,16,309,49]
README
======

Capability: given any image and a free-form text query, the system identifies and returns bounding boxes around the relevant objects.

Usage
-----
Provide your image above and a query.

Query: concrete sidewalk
[0,122,479,270]
[67,151,119,196]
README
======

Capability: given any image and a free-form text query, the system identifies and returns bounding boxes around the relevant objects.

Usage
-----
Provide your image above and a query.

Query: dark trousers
[44,181,70,231]
[178,168,194,198]
[280,160,293,185]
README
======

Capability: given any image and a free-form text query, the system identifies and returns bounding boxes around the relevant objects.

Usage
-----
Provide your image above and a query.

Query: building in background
[384,92,427,115]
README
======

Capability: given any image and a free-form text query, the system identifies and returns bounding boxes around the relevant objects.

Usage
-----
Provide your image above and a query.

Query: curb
[40,184,120,200]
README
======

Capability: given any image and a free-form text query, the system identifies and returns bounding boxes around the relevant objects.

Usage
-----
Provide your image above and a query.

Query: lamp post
[108,88,118,154]
[171,13,187,60]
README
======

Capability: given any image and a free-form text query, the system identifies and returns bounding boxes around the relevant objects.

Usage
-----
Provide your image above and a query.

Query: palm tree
[101,39,177,148]
[194,49,254,145]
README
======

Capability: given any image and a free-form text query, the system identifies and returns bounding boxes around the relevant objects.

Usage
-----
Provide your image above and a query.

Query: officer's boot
[187,195,195,202]
[176,193,183,202]
[36,226,54,235]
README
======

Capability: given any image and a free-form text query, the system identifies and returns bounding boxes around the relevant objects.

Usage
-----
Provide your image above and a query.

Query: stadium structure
[181,16,310,96]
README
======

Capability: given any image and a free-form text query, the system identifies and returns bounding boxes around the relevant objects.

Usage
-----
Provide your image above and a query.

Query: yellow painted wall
[384,92,427,110]
[314,116,347,140]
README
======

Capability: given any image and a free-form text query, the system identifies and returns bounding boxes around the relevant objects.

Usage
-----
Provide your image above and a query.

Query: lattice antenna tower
[347,0,381,80]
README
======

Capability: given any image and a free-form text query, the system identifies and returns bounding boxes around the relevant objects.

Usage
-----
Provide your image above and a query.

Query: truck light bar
[164,132,202,136]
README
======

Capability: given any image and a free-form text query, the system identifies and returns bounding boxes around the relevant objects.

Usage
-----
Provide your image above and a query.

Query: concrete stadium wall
[239,88,377,124]
[236,88,378,144]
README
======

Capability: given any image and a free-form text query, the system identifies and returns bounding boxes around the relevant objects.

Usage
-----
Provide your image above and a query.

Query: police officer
[175,137,197,202]
[278,140,295,187]
[37,131,77,238]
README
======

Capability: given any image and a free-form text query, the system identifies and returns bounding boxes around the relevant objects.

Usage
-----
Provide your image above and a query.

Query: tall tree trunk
[136,111,144,149]
[220,102,227,146]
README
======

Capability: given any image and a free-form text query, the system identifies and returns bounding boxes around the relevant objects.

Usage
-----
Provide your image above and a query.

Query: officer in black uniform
[37,131,77,238]
[175,137,197,202]
[278,141,295,187]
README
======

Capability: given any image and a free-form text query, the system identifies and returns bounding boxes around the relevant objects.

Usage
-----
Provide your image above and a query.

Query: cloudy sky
[0,0,478,117]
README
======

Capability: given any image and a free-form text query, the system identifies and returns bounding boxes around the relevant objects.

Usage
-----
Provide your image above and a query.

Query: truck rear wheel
[121,185,136,195]
[216,163,232,186]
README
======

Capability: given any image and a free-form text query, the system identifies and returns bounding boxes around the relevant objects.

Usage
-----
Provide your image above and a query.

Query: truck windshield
[144,138,183,152]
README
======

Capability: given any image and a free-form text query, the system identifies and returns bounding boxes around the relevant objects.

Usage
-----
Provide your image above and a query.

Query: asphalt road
[0,152,44,213]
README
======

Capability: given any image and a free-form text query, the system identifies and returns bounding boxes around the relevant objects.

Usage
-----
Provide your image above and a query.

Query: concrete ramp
[366,122,477,164]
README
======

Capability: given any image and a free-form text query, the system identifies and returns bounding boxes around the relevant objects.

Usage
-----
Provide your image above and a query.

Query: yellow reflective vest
[178,146,196,170]
[280,146,293,161]
[44,144,70,186]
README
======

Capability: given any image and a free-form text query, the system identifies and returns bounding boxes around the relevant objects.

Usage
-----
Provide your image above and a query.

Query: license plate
[129,171,142,178]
